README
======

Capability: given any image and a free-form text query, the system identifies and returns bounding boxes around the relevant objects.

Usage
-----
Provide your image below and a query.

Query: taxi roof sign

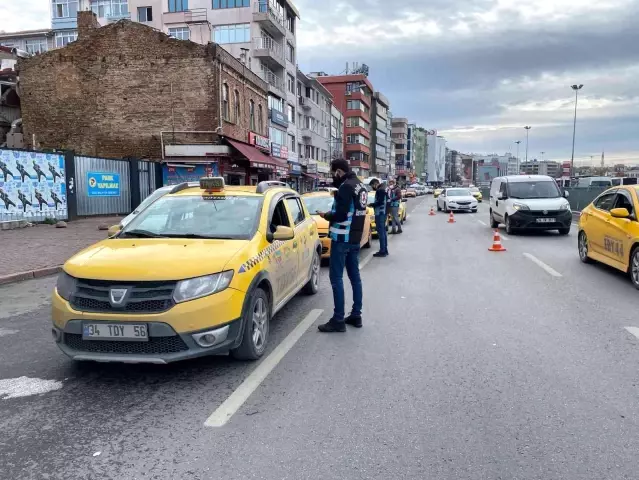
[200,177,225,191]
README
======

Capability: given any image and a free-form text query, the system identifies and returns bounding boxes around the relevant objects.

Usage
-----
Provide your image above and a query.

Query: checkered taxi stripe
[238,241,285,273]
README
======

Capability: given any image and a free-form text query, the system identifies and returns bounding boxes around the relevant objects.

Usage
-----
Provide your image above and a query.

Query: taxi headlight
[560,202,571,211]
[173,271,234,303]
[56,271,76,301]
[513,202,530,211]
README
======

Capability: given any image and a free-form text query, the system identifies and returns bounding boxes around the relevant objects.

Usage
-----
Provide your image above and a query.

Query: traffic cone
[447,211,455,223]
[488,229,507,252]
[429,206,436,216]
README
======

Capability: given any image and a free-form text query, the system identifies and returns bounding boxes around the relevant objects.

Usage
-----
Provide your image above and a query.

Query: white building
[472,153,516,176]
[426,133,446,182]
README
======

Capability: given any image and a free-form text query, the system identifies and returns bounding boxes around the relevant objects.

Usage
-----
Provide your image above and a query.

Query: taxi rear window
[121,195,262,239]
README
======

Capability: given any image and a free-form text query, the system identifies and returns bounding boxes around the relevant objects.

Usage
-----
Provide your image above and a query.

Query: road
[2,197,639,480]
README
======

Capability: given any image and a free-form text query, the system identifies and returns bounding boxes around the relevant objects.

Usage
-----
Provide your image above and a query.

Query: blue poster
[0,149,67,221]
[87,172,120,197]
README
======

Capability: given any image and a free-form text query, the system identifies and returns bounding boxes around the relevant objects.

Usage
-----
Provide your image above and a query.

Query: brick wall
[17,20,268,159]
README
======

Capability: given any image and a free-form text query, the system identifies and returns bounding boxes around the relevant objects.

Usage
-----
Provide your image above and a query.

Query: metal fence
[138,160,157,201]
[479,186,607,212]
[74,155,132,216]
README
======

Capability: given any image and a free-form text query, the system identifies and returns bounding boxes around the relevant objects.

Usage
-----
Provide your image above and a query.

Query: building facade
[519,160,561,177]
[426,132,446,183]
[391,117,408,181]
[315,73,373,177]
[411,127,427,181]
[371,91,390,178]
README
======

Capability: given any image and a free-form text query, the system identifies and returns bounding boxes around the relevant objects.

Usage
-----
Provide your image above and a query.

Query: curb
[0,265,63,286]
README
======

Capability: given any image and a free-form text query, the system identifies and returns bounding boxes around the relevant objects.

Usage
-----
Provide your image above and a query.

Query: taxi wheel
[578,231,592,264]
[363,231,372,249]
[303,250,321,295]
[628,247,639,289]
[231,289,269,360]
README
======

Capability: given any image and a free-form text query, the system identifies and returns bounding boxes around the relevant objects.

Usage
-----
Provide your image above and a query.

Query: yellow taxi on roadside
[52,178,321,364]
[578,186,639,288]
[366,191,407,236]
[302,191,372,259]
[469,186,483,202]
[433,187,443,198]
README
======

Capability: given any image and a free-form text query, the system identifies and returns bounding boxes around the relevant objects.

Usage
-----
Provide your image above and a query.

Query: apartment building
[315,73,373,178]
[519,160,561,177]
[371,91,390,178]
[391,117,408,181]
[411,127,427,180]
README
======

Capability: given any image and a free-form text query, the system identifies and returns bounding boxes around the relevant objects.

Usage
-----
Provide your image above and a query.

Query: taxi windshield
[447,189,471,196]
[508,181,561,199]
[303,196,334,214]
[121,194,262,239]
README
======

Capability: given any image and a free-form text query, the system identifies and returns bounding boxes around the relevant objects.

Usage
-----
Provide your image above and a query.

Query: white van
[489,175,572,235]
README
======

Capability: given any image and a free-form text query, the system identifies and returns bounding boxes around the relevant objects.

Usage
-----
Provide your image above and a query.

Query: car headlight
[560,202,571,211]
[56,271,76,301]
[513,202,530,211]
[173,271,234,303]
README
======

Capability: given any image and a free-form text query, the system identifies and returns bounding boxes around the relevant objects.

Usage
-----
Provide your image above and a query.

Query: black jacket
[372,185,387,215]
[324,172,367,244]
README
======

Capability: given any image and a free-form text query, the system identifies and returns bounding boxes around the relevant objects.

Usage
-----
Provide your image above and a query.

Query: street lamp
[570,84,584,178]
[540,151,545,161]
[524,126,531,163]
[514,141,521,173]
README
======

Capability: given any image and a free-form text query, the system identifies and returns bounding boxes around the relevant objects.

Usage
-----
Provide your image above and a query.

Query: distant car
[469,186,483,202]
[405,188,417,198]
[437,187,478,213]
[433,188,443,198]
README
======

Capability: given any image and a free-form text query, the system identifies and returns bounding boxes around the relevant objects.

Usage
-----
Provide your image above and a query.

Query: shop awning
[226,139,279,169]
[303,173,319,179]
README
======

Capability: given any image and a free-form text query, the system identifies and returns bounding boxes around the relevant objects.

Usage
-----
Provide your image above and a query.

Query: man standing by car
[388,179,403,234]
[317,159,367,332]
[369,178,389,258]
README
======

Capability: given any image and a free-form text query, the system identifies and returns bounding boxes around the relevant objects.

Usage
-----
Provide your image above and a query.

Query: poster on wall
[0,149,67,221]
[162,163,219,186]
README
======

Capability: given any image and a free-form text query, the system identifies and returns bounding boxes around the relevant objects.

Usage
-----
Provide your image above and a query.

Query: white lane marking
[0,328,19,337]
[477,220,487,227]
[523,252,562,277]
[359,252,374,269]
[0,376,63,399]
[625,327,639,340]
[500,234,509,241]
[204,308,324,427]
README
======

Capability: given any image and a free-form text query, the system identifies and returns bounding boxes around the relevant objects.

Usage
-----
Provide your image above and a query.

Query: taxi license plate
[82,323,148,341]
[536,218,555,223]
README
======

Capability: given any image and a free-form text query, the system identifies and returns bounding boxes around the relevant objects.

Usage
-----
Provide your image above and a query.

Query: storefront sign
[317,164,330,174]
[270,108,288,128]
[307,163,318,174]
[271,144,289,159]
[287,151,298,163]
[87,172,120,197]
[289,163,302,175]
[280,146,288,159]
[248,132,271,152]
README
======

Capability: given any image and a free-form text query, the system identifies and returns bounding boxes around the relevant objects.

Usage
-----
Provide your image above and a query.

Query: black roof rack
[256,181,289,194]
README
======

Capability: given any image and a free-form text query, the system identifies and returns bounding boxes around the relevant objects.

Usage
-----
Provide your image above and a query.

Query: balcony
[298,96,311,110]
[106,11,131,23]
[253,2,286,38]
[259,69,285,97]
[253,37,285,69]
[300,128,312,139]
[163,8,208,25]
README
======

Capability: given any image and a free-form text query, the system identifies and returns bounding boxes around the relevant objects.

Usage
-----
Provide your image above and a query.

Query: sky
[2,0,638,165]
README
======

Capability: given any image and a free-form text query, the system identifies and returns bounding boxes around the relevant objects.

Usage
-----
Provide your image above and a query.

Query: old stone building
[17,12,271,167]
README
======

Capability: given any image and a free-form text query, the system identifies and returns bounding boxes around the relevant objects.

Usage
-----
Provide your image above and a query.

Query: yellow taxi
[433,187,444,198]
[469,186,483,202]
[578,186,639,288]
[52,178,322,364]
[366,191,407,236]
[302,191,372,259]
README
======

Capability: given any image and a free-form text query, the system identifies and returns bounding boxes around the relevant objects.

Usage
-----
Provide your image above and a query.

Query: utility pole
[524,126,531,163]
[570,84,584,178]
[540,151,545,161]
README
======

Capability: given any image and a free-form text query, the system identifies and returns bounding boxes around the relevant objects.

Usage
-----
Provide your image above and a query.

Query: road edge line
[0,265,62,286]
[523,252,562,277]
[204,308,324,428]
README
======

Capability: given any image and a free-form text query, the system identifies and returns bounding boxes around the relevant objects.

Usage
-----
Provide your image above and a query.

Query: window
[296,81,302,97]
[286,42,294,63]
[269,127,285,146]
[168,0,188,12]
[298,143,302,156]
[297,113,302,126]
[213,0,249,7]
[268,95,283,112]
[213,23,250,44]
[258,105,264,134]
[234,90,240,123]
[93,0,128,17]
[53,0,78,19]
[286,13,295,34]
[289,134,296,152]
[286,198,306,225]
[270,200,290,233]
[222,83,229,120]
[347,117,369,129]
[55,30,77,48]
[287,74,295,94]
[346,134,369,146]
[287,104,295,124]
[168,27,190,40]
[249,100,255,131]
[25,39,48,54]
[138,6,152,21]
[594,191,617,211]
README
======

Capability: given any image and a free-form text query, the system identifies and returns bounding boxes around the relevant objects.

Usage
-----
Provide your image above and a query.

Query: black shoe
[345,315,363,328]
[318,321,346,333]
[397,229,403,234]
[373,251,387,257]
[390,230,397,234]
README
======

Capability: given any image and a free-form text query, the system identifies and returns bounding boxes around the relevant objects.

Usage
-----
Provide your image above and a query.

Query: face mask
[332,174,345,187]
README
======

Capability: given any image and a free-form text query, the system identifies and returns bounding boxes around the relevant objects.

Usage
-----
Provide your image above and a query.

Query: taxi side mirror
[107,224,122,237]
[610,208,630,219]
[272,225,295,241]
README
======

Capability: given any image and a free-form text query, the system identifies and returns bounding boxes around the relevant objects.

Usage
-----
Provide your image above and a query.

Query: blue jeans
[375,214,388,253]
[329,241,363,323]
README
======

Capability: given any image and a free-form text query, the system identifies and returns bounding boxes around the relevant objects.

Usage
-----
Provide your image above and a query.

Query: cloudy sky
[2,0,638,164]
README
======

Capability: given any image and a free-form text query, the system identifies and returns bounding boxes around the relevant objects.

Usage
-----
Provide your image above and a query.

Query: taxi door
[268,197,299,305]
[605,190,636,269]
[584,189,617,258]
[285,196,314,287]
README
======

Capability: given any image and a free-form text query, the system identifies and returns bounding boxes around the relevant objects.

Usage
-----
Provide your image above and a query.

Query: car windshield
[120,187,169,228]
[508,181,561,199]
[591,180,611,187]
[447,189,471,197]
[469,187,480,193]
[121,194,262,239]
[303,196,334,214]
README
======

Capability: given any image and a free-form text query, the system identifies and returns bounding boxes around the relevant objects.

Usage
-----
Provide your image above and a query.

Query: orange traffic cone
[429,206,436,216]
[447,211,455,223]
[488,229,507,252]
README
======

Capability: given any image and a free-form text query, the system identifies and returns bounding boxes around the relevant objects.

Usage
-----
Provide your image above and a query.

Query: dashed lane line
[625,327,639,340]
[477,220,488,227]
[523,252,562,277]
[204,309,324,428]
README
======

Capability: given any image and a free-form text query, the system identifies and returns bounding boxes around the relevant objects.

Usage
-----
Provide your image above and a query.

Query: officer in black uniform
[316,158,367,332]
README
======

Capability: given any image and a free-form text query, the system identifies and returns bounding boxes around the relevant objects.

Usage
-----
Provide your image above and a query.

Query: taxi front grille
[71,279,176,314]
[64,334,189,355]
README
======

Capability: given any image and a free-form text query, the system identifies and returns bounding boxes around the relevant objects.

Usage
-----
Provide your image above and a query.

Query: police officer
[369,178,389,258]
[317,159,367,332]
[388,179,403,234]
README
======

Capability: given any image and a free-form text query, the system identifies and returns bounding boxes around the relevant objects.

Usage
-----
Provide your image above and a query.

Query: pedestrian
[316,159,367,332]
[388,179,403,234]
[369,178,389,258]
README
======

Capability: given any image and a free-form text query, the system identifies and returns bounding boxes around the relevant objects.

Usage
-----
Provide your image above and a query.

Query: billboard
[477,165,499,184]
[461,157,473,184]
[0,149,67,221]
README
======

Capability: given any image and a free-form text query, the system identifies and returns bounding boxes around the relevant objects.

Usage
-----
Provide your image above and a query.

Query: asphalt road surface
[2,197,639,480]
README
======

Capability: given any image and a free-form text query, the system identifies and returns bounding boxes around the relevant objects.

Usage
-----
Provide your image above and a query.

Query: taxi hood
[311,215,329,230]
[64,238,248,281]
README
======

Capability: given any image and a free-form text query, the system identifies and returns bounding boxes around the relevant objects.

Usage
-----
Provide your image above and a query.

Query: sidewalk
[0,216,122,284]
